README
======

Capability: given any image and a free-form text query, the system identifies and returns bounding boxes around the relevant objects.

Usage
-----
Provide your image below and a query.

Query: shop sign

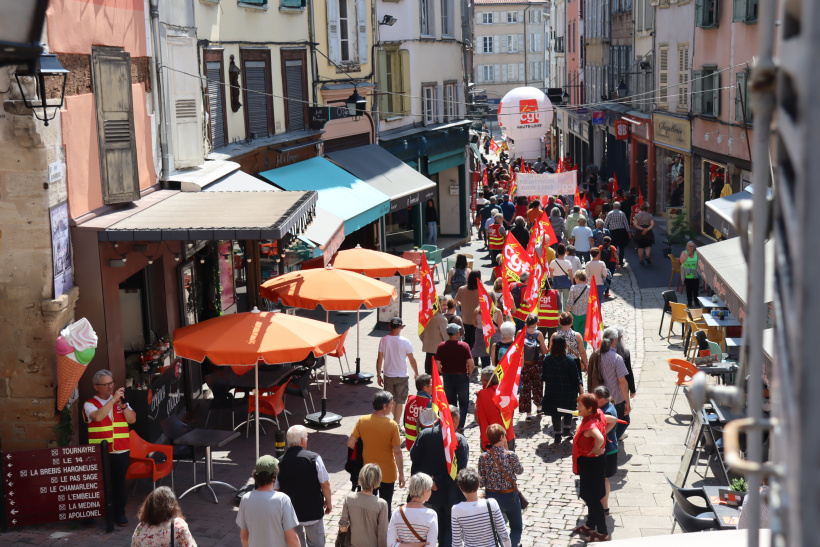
[615,120,629,140]
[471,171,479,212]
[49,201,73,298]
[377,275,402,324]
[271,144,319,168]
[3,445,109,528]
[576,108,591,121]
[592,111,606,125]
[653,113,691,152]
[308,105,351,130]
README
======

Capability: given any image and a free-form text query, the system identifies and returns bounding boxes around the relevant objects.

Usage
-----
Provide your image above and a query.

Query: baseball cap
[255,455,279,475]
[446,323,461,335]
[390,317,404,328]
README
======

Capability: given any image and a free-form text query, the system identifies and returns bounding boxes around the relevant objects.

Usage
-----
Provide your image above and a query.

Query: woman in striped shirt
[451,468,511,547]
[478,424,524,546]
[386,473,437,547]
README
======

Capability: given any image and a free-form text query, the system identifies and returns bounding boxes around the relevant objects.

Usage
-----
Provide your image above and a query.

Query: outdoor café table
[703,313,742,329]
[230,366,296,392]
[703,486,742,529]
[175,428,240,503]
[697,362,738,385]
[698,296,727,309]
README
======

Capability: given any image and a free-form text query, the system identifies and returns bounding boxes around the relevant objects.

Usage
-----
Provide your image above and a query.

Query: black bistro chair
[161,414,205,485]
[659,290,679,337]
[204,372,246,430]
[665,476,719,533]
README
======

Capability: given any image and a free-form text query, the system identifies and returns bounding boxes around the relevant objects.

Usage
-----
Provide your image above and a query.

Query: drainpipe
[307,0,319,104]
[149,0,170,181]
[372,0,380,143]
[524,3,533,86]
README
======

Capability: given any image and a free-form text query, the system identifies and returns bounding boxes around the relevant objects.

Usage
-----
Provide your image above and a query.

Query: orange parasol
[260,265,397,310]
[174,309,345,457]
[330,245,417,278]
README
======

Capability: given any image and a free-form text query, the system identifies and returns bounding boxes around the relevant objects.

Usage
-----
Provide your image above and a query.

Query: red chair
[245,382,288,438]
[402,251,424,298]
[668,358,699,415]
[126,430,174,492]
[326,329,351,375]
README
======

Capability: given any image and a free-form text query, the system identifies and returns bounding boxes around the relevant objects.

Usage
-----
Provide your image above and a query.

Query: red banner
[502,232,533,282]
[492,328,526,428]
[418,252,440,336]
[477,282,498,354]
[584,277,604,350]
[431,359,458,479]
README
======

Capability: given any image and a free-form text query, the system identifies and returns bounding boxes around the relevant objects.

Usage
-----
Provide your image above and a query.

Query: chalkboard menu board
[2,445,111,531]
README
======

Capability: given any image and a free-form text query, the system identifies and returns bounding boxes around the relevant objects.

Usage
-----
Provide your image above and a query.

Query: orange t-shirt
[352,414,401,483]
[527,207,542,225]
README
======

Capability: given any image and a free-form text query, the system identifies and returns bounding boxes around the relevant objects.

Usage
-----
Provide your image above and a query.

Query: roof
[475,0,549,5]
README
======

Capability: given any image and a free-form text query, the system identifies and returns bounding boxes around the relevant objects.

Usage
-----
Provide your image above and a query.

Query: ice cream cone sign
[55,318,98,410]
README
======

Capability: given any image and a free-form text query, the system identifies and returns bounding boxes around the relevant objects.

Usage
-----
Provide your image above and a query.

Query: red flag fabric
[418,252,440,335]
[492,328,526,428]
[431,359,458,479]
[523,259,548,312]
[584,277,604,350]
[574,184,581,207]
[638,185,644,207]
[489,139,500,153]
[556,158,564,173]
[477,282,498,353]
[502,232,533,282]
[501,273,515,316]
[531,210,557,249]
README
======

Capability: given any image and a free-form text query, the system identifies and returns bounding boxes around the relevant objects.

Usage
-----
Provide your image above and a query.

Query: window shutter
[732,0,746,21]
[494,64,500,83]
[378,49,389,118]
[167,36,204,169]
[476,65,483,84]
[712,71,720,115]
[205,59,226,150]
[400,49,412,114]
[493,35,499,53]
[501,35,507,53]
[696,0,704,26]
[327,0,340,63]
[356,0,368,63]
[283,55,307,131]
[244,59,271,137]
[692,69,703,113]
[518,34,525,53]
[537,34,541,51]
[678,45,689,108]
[91,47,140,205]
[519,63,525,81]
[658,45,668,106]
[436,83,443,122]
[493,11,499,23]
[501,64,508,83]
[735,70,746,121]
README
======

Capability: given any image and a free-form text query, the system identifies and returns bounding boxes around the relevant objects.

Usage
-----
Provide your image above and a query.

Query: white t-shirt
[549,258,573,279]
[83,395,133,454]
[571,225,594,252]
[378,335,414,377]
[586,260,609,286]
[387,506,438,546]
[567,255,582,273]
[236,490,299,547]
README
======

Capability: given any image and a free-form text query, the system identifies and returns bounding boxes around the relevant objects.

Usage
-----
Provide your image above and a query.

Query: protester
[566,271,590,336]
[451,468,512,547]
[376,317,419,425]
[526,200,542,227]
[565,245,582,275]
[455,271,483,348]
[549,207,566,245]
[679,240,700,307]
[604,201,630,266]
[410,405,469,546]
[598,332,631,444]
[586,248,609,298]
[425,199,438,247]
[275,426,332,547]
[520,313,548,422]
[447,254,471,299]
[480,198,498,245]
[475,367,515,451]
[594,386,620,516]
[514,196,529,219]
[570,217,595,263]
[84,369,136,526]
[491,321,516,367]
[442,296,465,337]
[132,487,197,547]
[604,326,636,439]
[545,196,566,219]
[348,391,405,509]
[436,324,475,432]
[500,195,516,226]
[537,281,562,339]
[386,473,438,546]
[236,456,300,547]
[565,205,584,239]
[472,303,492,368]
[420,295,449,375]
[403,374,433,451]
[488,213,507,263]
[591,219,610,248]
[541,337,583,443]
[549,244,574,311]
[572,394,608,542]
[633,203,655,264]
[478,424,524,547]
[599,236,619,298]
[550,311,588,377]
[339,463,389,547]
[510,216,530,249]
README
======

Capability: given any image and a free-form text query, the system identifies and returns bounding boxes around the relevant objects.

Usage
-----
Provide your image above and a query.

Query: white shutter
[436,83,443,122]
[167,35,204,169]
[518,10,524,22]
[356,0,368,63]
[327,0,340,63]
[519,63,524,82]
[536,34,541,52]
[494,64,500,82]
[493,11,499,23]
[518,34,525,53]
[477,65,483,84]
[501,35,507,53]
[502,64,508,83]
[493,35,499,53]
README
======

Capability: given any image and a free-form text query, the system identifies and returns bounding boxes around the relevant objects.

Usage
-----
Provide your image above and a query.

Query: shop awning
[469,143,482,161]
[203,170,279,192]
[704,191,752,239]
[85,191,317,241]
[259,156,391,234]
[697,238,774,324]
[325,144,436,213]
[303,207,345,262]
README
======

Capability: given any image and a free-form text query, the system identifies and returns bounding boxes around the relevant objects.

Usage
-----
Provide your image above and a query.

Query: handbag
[334,529,351,547]
[552,261,572,289]
[399,506,426,543]
[488,449,529,510]
[486,499,503,547]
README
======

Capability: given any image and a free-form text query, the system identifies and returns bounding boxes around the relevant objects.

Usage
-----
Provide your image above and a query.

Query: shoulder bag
[169,518,175,547]
[552,261,572,289]
[570,285,589,309]
[399,506,426,543]
[486,499,503,547]
[488,449,529,510]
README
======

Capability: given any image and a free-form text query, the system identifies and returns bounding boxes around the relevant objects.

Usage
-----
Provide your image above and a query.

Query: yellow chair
[668,254,683,293]
[706,327,726,352]
[668,302,690,344]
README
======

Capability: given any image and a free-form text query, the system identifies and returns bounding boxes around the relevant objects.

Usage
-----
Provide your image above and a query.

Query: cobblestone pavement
[1,230,713,546]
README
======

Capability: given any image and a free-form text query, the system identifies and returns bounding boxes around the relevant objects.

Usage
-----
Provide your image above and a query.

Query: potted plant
[719,478,749,506]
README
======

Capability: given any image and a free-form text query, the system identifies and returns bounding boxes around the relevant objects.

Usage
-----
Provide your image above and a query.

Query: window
[443,82,457,121]
[507,11,518,22]
[693,66,720,117]
[482,65,495,82]
[507,64,517,82]
[240,0,268,5]
[339,0,351,61]
[204,50,227,150]
[441,0,454,36]
[481,12,493,24]
[281,49,308,131]
[529,61,542,80]
[327,0,367,64]
[423,85,436,125]
[506,35,518,53]
[658,44,668,107]
[529,33,541,52]
[528,10,541,24]
[280,0,306,8]
[240,48,274,138]
[678,44,689,110]
[421,0,434,36]
[732,0,758,22]
[378,48,411,118]
[482,36,496,53]
[735,69,752,123]
[696,0,720,28]
[90,47,140,205]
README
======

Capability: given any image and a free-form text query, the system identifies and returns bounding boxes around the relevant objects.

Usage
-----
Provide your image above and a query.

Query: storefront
[601,104,631,190]
[652,113,692,227]
[563,108,592,172]
[694,151,752,241]
[623,111,654,211]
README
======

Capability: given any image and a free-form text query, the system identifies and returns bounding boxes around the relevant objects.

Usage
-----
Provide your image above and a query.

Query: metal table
[703,314,742,329]
[698,362,738,384]
[698,296,727,309]
[174,429,240,503]
[703,486,742,529]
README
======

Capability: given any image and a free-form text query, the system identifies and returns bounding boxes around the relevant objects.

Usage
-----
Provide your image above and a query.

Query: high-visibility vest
[488,224,504,250]
[403,393,432,450]
[682,252,698,279]
[84,397,130,453]
[538,289,561,328]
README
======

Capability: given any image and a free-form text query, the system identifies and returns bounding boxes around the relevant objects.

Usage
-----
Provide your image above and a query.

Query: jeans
[374,481,395,515]
[577,251,591,264]
[551,413,573,437]
[463,324,477,349]
[109,451,130,522]
[486,490,523,547]
[427,500,454,546]
[442,373,470,430]
[295,521,325,547]
[477,355,491,369]
[684,277,700,307]
[615,400,631,438]
[425,352,436,375]
[427,221,438,246]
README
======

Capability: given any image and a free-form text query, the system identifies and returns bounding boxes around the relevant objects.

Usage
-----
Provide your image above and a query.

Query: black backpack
[344,438,364,491]
[601,245,613,263]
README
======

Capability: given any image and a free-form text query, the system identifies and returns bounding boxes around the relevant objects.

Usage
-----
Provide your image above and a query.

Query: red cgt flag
[492,328,526,428]
[528,210,557,253]
[418,252,440,336]
[431,358,459,479]
[584,277,604,350]
[489,139,500,153]
[477,282,497,353]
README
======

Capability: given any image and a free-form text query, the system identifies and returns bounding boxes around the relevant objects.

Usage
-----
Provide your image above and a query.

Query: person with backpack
[491,322,516,367]
[403,374,433,451]
[446,254,471,299]
[520,313,549,423]
[566,272,590,342]
[549,243,574,312]
[598,236,619,298]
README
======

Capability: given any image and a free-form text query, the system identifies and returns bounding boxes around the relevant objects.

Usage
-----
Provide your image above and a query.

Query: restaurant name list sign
[2,445,112,530]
